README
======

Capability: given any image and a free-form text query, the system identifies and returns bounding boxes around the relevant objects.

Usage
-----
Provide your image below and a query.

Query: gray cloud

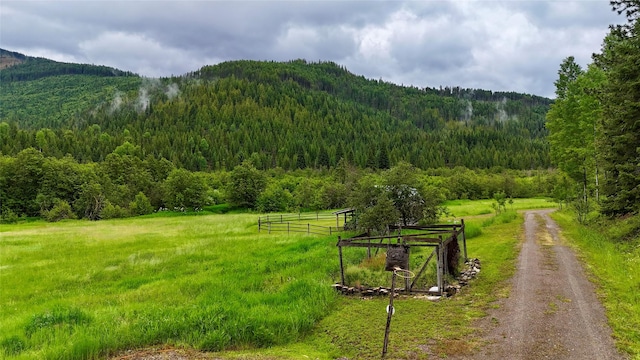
[0,0,625,98]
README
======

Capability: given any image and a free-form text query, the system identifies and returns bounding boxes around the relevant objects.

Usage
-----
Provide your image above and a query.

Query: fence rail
[258,212,337,223]
[258,212,348,236]
[259,221,343,235]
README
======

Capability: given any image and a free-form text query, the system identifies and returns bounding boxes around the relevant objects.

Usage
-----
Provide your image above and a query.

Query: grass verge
[550,211,640,358]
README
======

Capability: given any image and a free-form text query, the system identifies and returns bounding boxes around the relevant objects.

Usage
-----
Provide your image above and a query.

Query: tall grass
[551,211,640,357]
[0,202,534,359]
[234,214,525,359]
[0,215,340,359]
[444,197,555,218]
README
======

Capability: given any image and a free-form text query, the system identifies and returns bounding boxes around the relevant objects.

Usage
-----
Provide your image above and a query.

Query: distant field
[444,197,556,218]
[0,202,529,359]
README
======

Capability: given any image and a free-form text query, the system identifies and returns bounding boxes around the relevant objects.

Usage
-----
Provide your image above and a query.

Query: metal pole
[382,271,397,357]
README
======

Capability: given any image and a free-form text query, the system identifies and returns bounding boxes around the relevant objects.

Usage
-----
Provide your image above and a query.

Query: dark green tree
[163,169,209,210]
[595,4,640,215]
[227,161,266,209]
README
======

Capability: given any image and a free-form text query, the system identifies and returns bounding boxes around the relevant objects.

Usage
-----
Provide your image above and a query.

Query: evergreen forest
[1,0,639,223]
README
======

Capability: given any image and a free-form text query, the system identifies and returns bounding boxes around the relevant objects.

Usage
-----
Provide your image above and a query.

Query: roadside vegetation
[551,211,640,357]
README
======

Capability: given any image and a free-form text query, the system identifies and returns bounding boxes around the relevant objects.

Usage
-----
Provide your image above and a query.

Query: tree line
[0,145,563,223]
[546,0,640,217]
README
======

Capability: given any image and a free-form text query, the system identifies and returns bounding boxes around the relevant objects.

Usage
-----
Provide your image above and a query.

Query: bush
[256,183,294,213]
[100,200,129,219]
[43,200,76,222]
[129,192,153,216]
[0,207,19,224]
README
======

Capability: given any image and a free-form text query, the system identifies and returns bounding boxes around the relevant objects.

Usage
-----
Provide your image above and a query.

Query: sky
[0,1,624,98]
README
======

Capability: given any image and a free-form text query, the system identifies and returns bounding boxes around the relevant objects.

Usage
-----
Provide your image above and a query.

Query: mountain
[0,51,552,170]
[0,49,141,128]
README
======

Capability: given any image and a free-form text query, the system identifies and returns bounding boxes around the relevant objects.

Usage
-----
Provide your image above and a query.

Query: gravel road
[456,209,626,359]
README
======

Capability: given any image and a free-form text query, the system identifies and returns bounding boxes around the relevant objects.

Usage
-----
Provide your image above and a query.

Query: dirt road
[459,209,625,359]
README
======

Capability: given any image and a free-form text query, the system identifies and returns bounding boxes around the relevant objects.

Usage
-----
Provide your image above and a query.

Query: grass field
[550,211,640,358]
[1,205,527,359]
[443,197,556,218]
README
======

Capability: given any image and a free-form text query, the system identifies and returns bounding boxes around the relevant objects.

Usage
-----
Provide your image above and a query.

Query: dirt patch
[449,209,627,359]
[111,346,215,360]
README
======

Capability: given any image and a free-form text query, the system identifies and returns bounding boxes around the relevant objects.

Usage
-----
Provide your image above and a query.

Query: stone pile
[331,258,482,298]
[458,258,481,286]
[331,284,391,296]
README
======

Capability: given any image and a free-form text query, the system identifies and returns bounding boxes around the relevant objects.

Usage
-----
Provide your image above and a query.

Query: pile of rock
[331,258,482,298]
[331,284,391,296]
[458,258,481,286]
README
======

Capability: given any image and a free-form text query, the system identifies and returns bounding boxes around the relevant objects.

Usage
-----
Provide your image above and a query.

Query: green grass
[0,204,526,359]
[0,215,341,359]
[444,197,555,218]
[551,211,640,358]
[215,213,524,359]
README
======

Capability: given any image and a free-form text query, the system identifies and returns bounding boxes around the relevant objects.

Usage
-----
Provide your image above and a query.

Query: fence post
[281,214,283,223]
[308,223,310,234]
[288,222,290,234]
[268,222,271,234]
[258,218,261,232]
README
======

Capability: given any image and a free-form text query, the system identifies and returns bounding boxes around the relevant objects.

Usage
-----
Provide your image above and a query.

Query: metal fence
[258,212,345,235]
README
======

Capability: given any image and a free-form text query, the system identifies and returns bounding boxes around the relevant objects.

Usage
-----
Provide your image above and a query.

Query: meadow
[0,199,550,359]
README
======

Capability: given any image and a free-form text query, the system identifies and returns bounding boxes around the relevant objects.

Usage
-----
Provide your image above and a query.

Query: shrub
[100,200,129,219]
[0,207,19,224]
[257,183,294,213]
[129,192,153,216]
[43,200,76,222]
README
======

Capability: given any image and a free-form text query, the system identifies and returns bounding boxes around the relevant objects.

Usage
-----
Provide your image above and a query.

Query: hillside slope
[0,53,551,170]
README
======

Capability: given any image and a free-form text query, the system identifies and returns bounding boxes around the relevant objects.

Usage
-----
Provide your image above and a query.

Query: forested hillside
[1,53,552,171]
[0,49,141,128]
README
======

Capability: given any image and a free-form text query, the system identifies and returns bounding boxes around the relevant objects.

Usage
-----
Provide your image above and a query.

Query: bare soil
[453,209,626,359]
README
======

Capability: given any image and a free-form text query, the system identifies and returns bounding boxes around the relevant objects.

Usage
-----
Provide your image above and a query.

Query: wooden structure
[332,208,356,229]
[336,221,466,296]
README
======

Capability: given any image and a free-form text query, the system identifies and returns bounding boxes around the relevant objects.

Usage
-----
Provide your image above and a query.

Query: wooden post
[382,271,397,357]
[442,236,448,280]
[258,218,261,232]
[405,247,410,294]
[307,223,310,234]
[288,222,290,234]
[436,244,443,296]
[268,222,271,234]
[338,237,345,285]
[461,219,468,262]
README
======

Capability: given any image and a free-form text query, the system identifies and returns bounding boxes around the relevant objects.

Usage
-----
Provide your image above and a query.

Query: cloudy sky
[0,1,623,98]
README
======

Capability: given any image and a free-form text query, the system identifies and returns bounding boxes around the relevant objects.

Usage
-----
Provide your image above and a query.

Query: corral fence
[258,209,355,236]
